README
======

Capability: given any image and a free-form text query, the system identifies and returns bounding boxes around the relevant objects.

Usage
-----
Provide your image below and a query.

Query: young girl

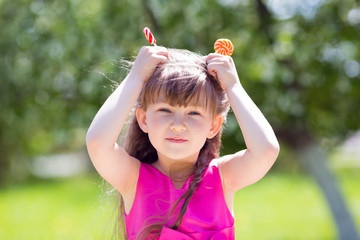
[86,46,279,239]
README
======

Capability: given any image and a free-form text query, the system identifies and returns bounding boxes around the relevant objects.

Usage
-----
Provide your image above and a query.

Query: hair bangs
[141,67,218,117]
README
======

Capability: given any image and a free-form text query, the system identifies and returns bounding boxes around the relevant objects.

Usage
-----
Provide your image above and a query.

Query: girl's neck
[152,157,196,183]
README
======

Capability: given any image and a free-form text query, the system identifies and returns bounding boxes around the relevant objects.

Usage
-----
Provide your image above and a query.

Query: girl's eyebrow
[153,101,208,112]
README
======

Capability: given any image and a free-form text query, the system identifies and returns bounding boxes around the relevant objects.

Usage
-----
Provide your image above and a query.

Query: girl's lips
[166,138,187,143]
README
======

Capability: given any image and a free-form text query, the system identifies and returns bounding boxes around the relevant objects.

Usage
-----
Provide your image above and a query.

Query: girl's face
[136,102,222,164]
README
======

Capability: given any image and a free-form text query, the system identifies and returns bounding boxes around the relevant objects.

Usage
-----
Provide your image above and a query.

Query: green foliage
[1,0,360,182]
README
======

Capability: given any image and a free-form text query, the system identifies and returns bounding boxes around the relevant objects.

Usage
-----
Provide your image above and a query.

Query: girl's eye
[159,108,171,113]
[189,111,200,116]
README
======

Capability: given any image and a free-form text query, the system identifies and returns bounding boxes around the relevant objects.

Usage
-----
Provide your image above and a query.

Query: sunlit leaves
[0,0,359,182]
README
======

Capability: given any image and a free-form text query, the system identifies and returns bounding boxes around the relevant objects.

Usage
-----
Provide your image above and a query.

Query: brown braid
[169,136,221,230]
[134,135,222,240]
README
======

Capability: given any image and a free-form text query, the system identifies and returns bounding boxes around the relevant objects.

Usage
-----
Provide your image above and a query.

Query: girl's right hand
[129,46,168,83]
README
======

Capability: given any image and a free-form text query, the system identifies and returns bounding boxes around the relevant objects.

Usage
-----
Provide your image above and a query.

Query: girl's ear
[207,115,223,139]
[136,108,148,133]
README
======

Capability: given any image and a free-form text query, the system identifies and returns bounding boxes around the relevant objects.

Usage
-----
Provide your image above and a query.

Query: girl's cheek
[188,117,208,128]
[156,116,171,126]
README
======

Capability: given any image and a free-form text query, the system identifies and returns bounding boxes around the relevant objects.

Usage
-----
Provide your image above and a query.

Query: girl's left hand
[205,53,240,91]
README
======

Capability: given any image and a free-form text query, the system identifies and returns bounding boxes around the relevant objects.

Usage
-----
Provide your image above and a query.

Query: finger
[154,55,168,64]
[206,60,227,70]
[206,58,229,68]
[205,53,227,61]
[207,57,235,72]
[154,50,168,62]
[153,46,167,53]
[206,56,234,70]
[142,46,167,56]
[208,68,217,79]
[206,63,220,79]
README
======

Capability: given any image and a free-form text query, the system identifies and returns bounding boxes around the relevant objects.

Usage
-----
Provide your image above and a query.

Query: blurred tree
[248,1,360,239]
[0,0,359,238]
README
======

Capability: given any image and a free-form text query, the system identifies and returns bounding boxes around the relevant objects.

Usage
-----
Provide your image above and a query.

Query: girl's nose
[170,124,186,132]
[170,116,186,132]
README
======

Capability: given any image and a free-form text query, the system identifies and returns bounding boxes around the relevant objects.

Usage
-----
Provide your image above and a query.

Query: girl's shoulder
[209,158,220,168]
[207,158,222,176]
[201,158,223,183]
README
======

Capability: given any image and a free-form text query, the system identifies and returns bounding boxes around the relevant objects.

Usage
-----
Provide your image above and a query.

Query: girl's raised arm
[86,46,168,194]
[206,53,280,193]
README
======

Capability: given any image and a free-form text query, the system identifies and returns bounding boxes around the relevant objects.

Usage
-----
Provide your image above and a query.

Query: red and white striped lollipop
[214,38,234,56]
[143,27,157,46]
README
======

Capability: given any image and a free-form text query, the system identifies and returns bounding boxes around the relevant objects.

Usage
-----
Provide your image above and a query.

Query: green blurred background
[1,0,359,239]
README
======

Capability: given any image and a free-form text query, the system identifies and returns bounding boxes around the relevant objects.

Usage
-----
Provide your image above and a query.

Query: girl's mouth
[166,138,187,143]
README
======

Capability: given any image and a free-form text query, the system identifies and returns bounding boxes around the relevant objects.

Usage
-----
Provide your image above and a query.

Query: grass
[0,175,102,239]
[234,173,335,239]
[0,170,359,240]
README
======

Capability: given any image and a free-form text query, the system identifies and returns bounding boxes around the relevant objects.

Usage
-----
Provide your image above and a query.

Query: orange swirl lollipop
[214,38,234,56]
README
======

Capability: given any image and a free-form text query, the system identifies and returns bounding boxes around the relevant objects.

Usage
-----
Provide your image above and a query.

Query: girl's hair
[115,48,230,240]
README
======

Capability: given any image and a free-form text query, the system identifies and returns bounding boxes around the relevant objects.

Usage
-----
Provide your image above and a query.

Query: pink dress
[125,160,235,239]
